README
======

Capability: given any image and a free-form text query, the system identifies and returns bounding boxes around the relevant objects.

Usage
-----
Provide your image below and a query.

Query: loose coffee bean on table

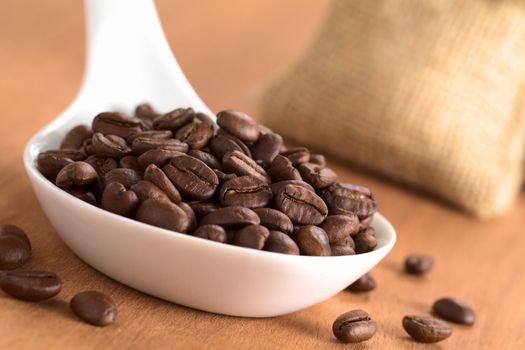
[0,224,31,270]
[432,297,476,325]
[405,254,434,275]
[37,104,380,257]
[0,270,61,301]
[347,273,376,293]
[402,315,452,343]
[332,309,377,343]
[70,291,118,327]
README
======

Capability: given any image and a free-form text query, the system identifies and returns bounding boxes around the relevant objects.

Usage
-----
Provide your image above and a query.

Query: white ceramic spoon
[23,0,396,317]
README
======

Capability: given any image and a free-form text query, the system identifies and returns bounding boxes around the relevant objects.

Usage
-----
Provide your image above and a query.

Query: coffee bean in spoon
[70,291,118,327]
[0,224,31,270]
[295,225,331,256]
[402,315,452,343]
[55,161,99,188]
[432,297,476,325]
[216,110,260,143]
[332,309,377,343]
[264,230,300,255]
[60,125,91,150]
[405,254,434,275]
[0,271,61,301]
[219,175,272,208]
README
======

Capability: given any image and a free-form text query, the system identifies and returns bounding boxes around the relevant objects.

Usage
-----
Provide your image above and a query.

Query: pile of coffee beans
[0,224,117,327]
[36,105,379,256]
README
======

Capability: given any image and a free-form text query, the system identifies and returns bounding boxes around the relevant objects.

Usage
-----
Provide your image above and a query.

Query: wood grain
[1,1,524,349]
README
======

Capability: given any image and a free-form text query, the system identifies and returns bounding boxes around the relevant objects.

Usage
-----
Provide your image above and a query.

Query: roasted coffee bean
[347,274,376,293]
[223,151,270,183]
[253,208,293,234]
[189,202,220,219]
[70,291,117,327]
[402,315,452,343]
[56,161,99,188]
[0,225,31,270]
[359,215,374,230]
[0,271,61,301]
[104,168,142,189]
[92,132,131,158]
[332,309,377,343]
[119,155,140,170]
[269,155,302,182]
[61,125,91,149]
[37,149,85,179]
[193,225,227,243]
[309,154,326,167]
[136,199,190,233]
[216,110,260,142]
[295,225,331,256]
[220,176,272,208]
[130,180,170,203]
[209,133,251,160]
[321,183,378,219]
[132,137,189,155]
[134,103,159,129]
[92,112,142,138]
[200,206,260,227]
[126,130,172,143]
[250,132,283,165]
[188,149,223,170]
[330,242,356,256]
[354,227,377,254]
[270,179,315,195]
[163,155,218,200]
[298,163,337,189]
[275,184,328,225]
[143,164,181,203]
[153,107,194,130]
[232,225,269,250]
[137,149,185,168]
[264,230,300,255]
[85,155,118,177]
[281,147,310,166]
[179,202,197,232]
[405,254,433,275]
[100,182,139,217]
[194,112,217,131]
[433,298,475,325]
[81,138,96,155]
[320,214,359,244]
[214,170,237,183]
[174,121,214,150]
[65,187,97,206]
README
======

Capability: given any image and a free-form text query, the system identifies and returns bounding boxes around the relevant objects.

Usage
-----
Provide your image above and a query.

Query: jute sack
[259,0,525,217]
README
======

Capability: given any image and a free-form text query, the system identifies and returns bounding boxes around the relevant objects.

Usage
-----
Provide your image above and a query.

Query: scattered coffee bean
[402,315,452,343]
[193,225,227,243]
[0,271,61,301]
[405,254,433,275]
[333,309,377,343]
[347,274,376,293]
[0,224,31,270]
[295,225,331,256]
[232,225,270,250]
[264,230,299,255]
[433,297,475,325]
[70,291,117,327]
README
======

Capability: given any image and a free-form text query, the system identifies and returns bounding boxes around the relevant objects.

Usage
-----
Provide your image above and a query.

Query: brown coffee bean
[193,225,227,243]
[37,149,85,179]
[269,155,302,182]
[0,271,61,301]
[92,132,131,158]
[298,163,337,189]
[405,254,433,275]
[223,151,270,183]
[92,112,142,138]
[100,182,139,217]
[320,214,359,244]
[188,202,220,219]
[209,133,251,160]
[130,180,170,203]
[359,215,374,230]
[402,315,452,343]
[214,170,237,184]
[104,168,142,189]
[143,164,182,203]
[330,242,356,256]
[219,176,272,208]
[85,155,118,177]
[163,155,218,200]
[137,149,186,168]
[81,138,96,155]
[60,125,91,149]
[131,137,189,155]
[433,298,475,325]
[281,147,310,166]
[126,130,172,144]
[136,199,190,233]
[264,231,300,255]
[333,309,377,343]
[175,121,214,150]
[0,225,31,270]
[65,187,97,206]
[119,155,141,170]
[275,184,328,225]
[179,202,197,232]
[253,208,293,234]
[232,225,269,250]
[270,179,315,195]
[188,149,223,171]
[216,110,260,142]
[200,206,260,227]
[309,154,326,167]
[70,291,117,327]
[321,183,378,219]
[153,107,194,130]
[250,132,283,166]
[347,274,376,293]
[295,225,331,256]
[135,102,157,119]
[354,227,377,254]
[55,162,99,188]
[194,112,217,131]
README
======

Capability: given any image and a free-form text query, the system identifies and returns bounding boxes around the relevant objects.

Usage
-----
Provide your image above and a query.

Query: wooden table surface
[1,1,524,349]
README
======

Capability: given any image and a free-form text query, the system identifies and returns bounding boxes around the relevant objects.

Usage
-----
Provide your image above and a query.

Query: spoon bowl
[23,0,396,317]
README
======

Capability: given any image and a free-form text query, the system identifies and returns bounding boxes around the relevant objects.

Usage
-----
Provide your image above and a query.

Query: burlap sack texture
[259,0,525,217]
